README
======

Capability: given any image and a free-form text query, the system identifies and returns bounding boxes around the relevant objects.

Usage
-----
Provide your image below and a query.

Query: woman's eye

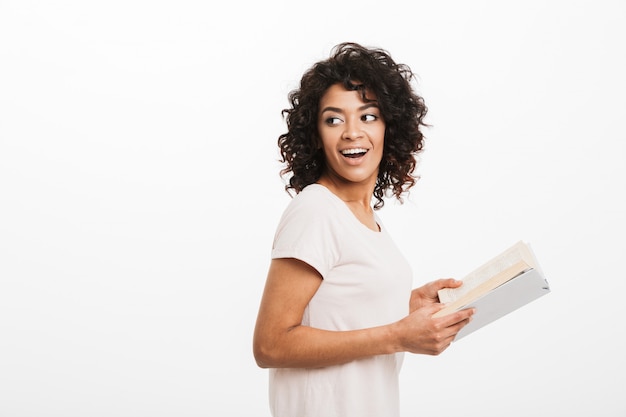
[325,117,342,125]
[362,114,378,122]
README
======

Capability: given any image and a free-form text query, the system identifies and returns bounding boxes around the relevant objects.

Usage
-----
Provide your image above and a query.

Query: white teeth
[341,148,368,155]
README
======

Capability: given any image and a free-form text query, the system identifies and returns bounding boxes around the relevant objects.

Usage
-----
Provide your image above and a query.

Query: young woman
[253,42,474,417]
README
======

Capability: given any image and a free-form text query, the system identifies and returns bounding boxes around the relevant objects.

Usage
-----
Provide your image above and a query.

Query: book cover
[433,241,551,340]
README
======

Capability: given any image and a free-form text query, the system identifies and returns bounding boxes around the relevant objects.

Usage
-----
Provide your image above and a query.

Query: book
[432,240,550,341]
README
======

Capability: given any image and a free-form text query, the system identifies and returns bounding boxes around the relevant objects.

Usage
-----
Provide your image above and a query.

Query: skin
[253,83,475,369]
[316,83,386,231]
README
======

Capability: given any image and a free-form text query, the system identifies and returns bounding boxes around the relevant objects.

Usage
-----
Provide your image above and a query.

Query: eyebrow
[320,103,379,114]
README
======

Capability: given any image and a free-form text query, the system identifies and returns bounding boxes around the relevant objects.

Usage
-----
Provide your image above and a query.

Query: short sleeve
[271,189,341,279]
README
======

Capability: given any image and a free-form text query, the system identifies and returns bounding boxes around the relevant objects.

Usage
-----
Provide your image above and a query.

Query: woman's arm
[253,258,475,369]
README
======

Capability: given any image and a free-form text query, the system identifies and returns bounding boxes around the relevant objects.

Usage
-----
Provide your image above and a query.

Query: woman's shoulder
[281,184,340,219]
[290,183,335,205]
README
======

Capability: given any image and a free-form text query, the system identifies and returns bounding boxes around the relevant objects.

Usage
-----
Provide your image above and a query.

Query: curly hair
[278,42,428,209]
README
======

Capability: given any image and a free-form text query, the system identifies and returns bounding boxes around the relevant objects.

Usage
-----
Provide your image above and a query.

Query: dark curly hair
[278,42,428,210]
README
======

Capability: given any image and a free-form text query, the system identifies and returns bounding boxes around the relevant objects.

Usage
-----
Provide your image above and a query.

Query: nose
[341,118,363,141]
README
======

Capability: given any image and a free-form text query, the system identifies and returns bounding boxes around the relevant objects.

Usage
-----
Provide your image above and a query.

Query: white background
[1,1,625,416]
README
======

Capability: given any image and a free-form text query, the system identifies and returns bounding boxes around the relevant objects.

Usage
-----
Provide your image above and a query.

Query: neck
[316,174,375,210]
[316,175,380,232]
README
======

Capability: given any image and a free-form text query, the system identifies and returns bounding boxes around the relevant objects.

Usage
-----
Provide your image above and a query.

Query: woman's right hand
[393,303,475,356]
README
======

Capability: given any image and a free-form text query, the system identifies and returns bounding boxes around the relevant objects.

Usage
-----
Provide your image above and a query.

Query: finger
[452,313,476,333]
[430,278,461,291]
[431,333,456,355]
[441,278,462,288]
[439,307,475,326]
[460,307,476,321]
[424,303,447,315]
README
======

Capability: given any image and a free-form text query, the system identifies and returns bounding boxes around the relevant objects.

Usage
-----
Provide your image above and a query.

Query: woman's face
[317,83,385,187]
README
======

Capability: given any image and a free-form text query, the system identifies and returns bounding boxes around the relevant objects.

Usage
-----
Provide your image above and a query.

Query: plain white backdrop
[1,1,625,416]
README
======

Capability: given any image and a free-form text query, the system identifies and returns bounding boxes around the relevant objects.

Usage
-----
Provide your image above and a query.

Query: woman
[253,42,474,417]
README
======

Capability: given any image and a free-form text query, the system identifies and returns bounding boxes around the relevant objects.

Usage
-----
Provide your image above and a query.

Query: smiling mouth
[340,148,368,158]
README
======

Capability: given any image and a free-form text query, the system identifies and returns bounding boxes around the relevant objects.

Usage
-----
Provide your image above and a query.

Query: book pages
[438,241,538,304]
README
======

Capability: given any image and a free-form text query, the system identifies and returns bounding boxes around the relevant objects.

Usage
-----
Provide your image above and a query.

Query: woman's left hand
[409,278,463,312]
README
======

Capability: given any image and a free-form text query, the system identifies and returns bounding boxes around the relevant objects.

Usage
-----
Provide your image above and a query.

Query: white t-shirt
[269,184,413,417]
